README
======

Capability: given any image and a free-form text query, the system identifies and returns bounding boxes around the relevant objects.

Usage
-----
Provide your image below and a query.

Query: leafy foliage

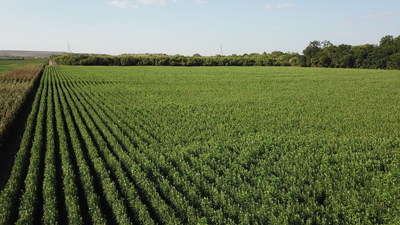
[51,35,400,70]
[303,35,400,69]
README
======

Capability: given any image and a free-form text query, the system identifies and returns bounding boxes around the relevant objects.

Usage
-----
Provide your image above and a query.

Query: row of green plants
[0,68,45,224]
[74,82,323,224]
[51,66,182,224]
[70,81,260,223]
[61,67,253,223]
[61,73,228,223]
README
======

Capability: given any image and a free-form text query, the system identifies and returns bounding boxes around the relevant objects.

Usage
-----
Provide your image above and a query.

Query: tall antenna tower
[67,43,71,52]
[220,43,223,56]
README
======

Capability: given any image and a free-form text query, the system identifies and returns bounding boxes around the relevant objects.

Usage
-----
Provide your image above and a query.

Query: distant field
[0,50,66,58]
[0,60,25,75]
[1,66,400,224]
[0,60,45,75]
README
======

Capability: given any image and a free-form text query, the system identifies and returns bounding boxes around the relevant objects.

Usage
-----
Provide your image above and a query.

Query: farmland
[1,65,400,224]
[0,60,26,76]
[0,60,43,75]
[0,62,19,76]
[0,61,44,139]
[0,60,45,193]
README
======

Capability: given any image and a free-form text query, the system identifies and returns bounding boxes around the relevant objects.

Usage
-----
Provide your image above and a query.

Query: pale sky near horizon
[0,0,399,56]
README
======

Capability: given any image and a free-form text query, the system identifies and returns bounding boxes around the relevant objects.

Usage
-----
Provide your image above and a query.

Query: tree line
[52,35,400,69]
[302,35,400,69]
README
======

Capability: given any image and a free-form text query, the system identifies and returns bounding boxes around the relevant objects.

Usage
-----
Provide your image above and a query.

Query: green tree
[289,57,300,66]
[351,44,375,68]
[303,41,322,67]
[380,35,394,46]
[387,52,400,69]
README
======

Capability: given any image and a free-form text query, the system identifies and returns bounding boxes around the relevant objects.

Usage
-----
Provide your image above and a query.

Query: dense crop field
[1,65,400,224]
[0,62,44,139]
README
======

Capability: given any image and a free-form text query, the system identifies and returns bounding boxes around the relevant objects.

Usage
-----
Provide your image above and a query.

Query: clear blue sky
[1,0,399,56]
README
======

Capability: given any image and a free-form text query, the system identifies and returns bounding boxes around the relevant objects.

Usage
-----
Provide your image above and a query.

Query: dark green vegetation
[302,35,400,69]
[52,35,400,70]
[1,66,400,224]
[51,51,304,67]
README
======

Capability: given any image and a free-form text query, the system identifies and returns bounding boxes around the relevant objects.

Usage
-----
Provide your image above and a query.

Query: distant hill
[0,50,67,58]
